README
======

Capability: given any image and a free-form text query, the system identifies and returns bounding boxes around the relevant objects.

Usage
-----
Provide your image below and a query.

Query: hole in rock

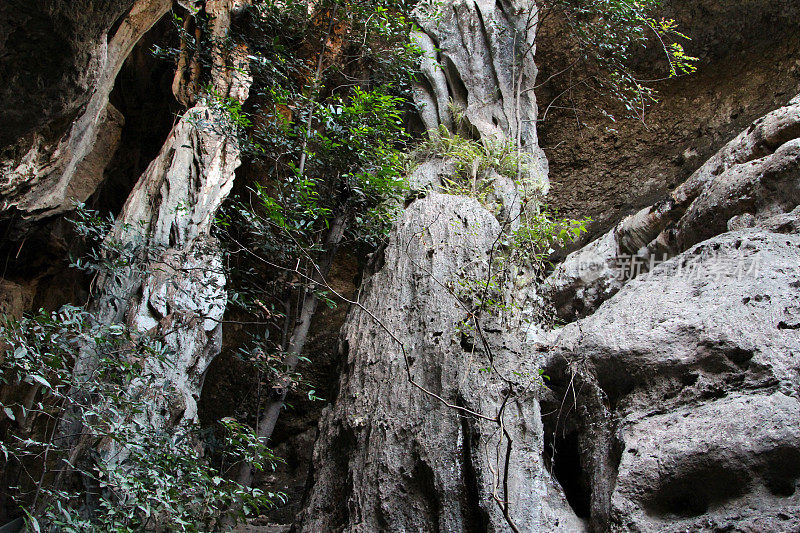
[443,56,469,112]
[457,400,490,532]
[543,431,591,519]
[460,332,476,352]
[644,462,749,518]
[412,455,442,530]
[763,446,800,497]
[90,15,179,218]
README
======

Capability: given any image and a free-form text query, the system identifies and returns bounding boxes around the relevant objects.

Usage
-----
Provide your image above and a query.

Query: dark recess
[458,407,491,532]
[90,15,179,217]
[543,432,591,519]
[643,463,749,518]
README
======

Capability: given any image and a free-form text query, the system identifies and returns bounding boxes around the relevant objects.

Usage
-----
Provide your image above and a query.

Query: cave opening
[89,14,179,218]
[0,13,179,316]
[543,430,592,519]
[643,463,750,518]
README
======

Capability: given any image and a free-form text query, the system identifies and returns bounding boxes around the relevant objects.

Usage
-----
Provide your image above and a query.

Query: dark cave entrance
[0,14,178,315]
[90,15,179,218]
[543,429,592,520]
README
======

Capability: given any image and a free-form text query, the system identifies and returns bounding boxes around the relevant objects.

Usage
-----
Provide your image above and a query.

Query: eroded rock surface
[0,0,171,222]
[0,0,135,148]
[538,89,800,530]
[541,0,800,232]
[1,0,797,530]
[87,0,253,432]
[301,193,582,532]
[545,94,800,320]
[412,0,548,189]
[543,212,800,532]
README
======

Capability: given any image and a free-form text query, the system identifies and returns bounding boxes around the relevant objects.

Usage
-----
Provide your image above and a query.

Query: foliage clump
[411,124,545,201]
[538,0,699,120]
[0,303,280,532]
[211,0,419,381]
[200,0,421,491]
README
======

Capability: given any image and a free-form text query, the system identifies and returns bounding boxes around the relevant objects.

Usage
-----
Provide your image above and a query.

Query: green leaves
[512,210,591,270]
[224,82,410,268]
[26,373,52,390]
[207,87,253,132]
[542,0,699,120]
[312,85,409,205]
[412,125,542,203]
[0,304,281,531]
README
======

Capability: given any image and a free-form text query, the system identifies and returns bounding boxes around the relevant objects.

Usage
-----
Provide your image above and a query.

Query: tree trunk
[297,1,338,178]
[238,212,347,486]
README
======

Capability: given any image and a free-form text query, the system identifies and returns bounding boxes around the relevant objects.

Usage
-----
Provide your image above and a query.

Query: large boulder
[543,211,800,532]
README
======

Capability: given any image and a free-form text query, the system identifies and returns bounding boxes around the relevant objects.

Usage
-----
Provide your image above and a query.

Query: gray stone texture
[301,193,583,532]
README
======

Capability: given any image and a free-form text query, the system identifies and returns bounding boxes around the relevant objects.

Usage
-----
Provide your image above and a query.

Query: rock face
[539,0,800,232]
[301,193,582,532]
[306,37,800,533]
[546,94,800,320]
[412,0,548,189]
[538,88,800,531]
[86,0,252,432]
[658,0,800,61]
[543,212,800,532]
[0,0,171,222]
[0,0,135,148]
[300,1,584,530]
[0,0,798,530]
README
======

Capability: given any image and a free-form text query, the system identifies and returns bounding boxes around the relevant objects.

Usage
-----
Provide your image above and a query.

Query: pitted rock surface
[301,193,583,532]
[543,213,800,532]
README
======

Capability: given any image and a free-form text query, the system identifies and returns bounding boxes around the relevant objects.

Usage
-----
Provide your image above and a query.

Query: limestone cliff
[0,0,798,531]
[301,192,582,532]
[301,1,800,531]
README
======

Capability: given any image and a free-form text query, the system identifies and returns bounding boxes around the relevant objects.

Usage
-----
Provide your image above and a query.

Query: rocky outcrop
[539,0,800,232]
[545,94,800,320]
[303,35,800,533]
[543,210,800,531]
[0,0,171,222]
[301,192,582,532]
[0,0,135,148]
[412,0,548,189]
[86,0,252,433]
[539,89,800,531]
[0,0,797,530]
[300,1,583,530]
